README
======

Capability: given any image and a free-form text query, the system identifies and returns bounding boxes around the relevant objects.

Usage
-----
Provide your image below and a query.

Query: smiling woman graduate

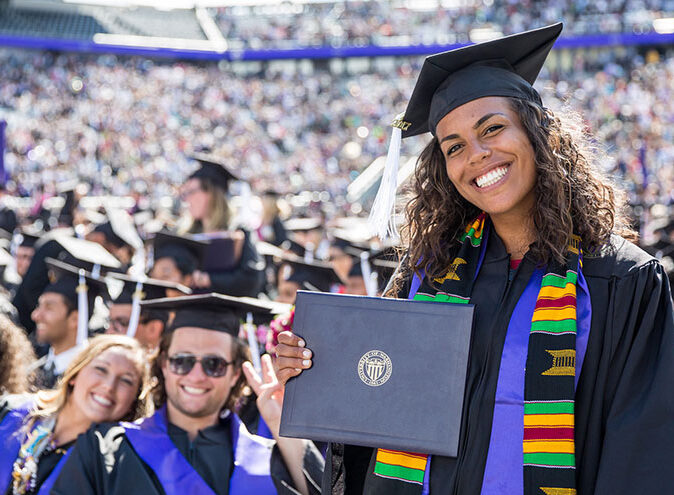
[0,335,152,495]
[275,23,674,495]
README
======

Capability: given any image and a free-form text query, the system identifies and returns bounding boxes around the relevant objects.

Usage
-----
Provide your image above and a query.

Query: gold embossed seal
[358,350,392,387]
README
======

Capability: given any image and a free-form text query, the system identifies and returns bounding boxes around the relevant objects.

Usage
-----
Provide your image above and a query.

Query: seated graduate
[179,154,265,297]
[276,24,674,495]
[52,293,323,495]
[104,272,191,350]
[0,334,152,495]
[30,258,109,389]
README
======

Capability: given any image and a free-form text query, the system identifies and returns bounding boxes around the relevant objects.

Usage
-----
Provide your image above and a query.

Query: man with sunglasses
[52,293,323,495]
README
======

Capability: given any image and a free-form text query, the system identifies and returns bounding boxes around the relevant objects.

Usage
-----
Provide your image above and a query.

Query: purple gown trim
[480,268,592,495]
[123,407,277,495]
[0,401,71,495]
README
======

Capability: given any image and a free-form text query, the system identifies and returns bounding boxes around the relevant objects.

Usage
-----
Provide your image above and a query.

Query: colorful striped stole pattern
[523,235,580,494]
[373,449,429,485]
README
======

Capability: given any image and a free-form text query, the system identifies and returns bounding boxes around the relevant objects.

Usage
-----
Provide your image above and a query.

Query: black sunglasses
[167,353,232,378]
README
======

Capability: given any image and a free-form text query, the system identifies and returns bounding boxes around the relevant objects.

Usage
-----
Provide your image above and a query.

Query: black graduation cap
[151,231,207,275]
[400,23,562,138]
[189,153,240,190]
[283,257,344,293]
[44,257,110,320]
[141,293,289,336]
[106,272,192,305]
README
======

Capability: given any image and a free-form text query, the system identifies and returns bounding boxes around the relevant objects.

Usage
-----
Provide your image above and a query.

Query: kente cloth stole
[372,213,580,495]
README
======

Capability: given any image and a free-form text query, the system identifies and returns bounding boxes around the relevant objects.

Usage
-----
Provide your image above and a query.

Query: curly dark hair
[0,315,36,395]
[389,97,636,294]
[151,328,251,413]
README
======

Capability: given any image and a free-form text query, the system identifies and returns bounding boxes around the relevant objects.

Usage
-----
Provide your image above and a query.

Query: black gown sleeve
[50,426,111,494]
[269,440,325,495]
[585,260,674,494]
[207,231,265,297]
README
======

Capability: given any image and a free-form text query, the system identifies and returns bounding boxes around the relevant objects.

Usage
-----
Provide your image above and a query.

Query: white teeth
[182,386,207,395]
[475,165,509,188]
[92,394,112,407]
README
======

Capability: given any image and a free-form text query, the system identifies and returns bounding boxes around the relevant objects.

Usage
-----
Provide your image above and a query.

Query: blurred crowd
[213,0,674,50]
[1,45,674,241]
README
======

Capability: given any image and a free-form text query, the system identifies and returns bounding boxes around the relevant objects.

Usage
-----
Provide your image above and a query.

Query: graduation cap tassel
[126,280,145,338]
[245,312,262,373]
[368,115,408,241]
[360,252,377,297]
[76,270,89,345]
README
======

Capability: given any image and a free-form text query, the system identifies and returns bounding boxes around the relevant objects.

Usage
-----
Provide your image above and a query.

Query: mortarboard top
[44,257,110,309]
[106,272,192,305]
[141,293,289,335]
[151,231,207,272]
[51,233,121,272]
[106,208,143,251]
[256,240,288,259]
[283,217,324,233]
[189,153,240,190]
[0,246,14,266]
[399,23,562,138]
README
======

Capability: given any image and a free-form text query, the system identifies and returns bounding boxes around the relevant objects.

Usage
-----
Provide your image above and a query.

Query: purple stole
[0,402,71,495]
[123,407,277,495]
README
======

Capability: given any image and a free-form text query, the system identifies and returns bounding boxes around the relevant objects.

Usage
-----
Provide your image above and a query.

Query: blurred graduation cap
[283,217,323,233]
[189,153,240,190]
[51,233,121,275]
[141,293,291,336]
[282,257,344,293]
[45,257,110,344]
[105,272,192,338]
[92,209,142,251]
[150,231,208,275]
[369,23,563,239]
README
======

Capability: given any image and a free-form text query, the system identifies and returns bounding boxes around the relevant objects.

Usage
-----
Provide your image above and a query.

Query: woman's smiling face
[436,96,537,222]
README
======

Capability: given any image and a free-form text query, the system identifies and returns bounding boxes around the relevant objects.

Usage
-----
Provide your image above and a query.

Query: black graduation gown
[51,416,324,495]
[206,230,266,297]
[323,234,674,495]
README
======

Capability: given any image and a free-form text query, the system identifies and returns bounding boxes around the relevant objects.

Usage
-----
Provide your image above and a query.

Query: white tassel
[360,252,377,297]
[245,312,261,373]
[76,270,89,345]
[126,280,145,338]
[368,124,403,241]
[304,243,315,263]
